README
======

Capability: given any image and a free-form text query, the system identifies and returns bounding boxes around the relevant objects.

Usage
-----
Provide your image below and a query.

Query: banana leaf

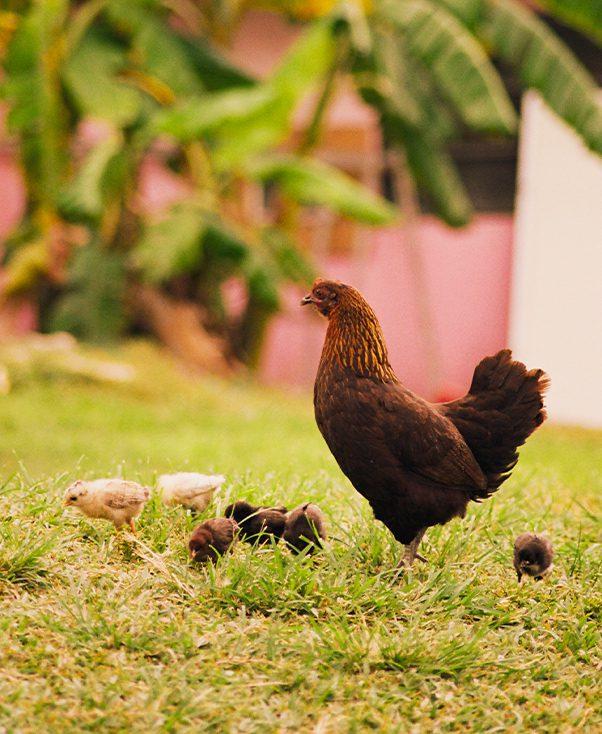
[249,155,398,225]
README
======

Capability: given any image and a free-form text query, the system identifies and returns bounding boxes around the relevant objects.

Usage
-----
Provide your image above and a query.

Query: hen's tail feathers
[439,349,550,498]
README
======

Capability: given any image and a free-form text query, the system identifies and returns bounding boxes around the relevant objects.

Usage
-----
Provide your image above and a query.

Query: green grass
[0,342,600,732]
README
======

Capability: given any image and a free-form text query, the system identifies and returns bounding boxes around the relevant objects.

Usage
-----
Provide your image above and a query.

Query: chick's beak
[300,293,315,306]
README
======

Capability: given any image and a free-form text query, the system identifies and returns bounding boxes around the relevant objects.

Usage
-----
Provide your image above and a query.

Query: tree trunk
[128,283,237,376]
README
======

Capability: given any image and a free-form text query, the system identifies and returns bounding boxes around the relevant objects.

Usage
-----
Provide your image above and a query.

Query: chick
[283,503,327,554]
[513,533,554,581]
[189,518,238,563]
[158,472,225,513]
[224,500,287,545]
[64,478,150,533]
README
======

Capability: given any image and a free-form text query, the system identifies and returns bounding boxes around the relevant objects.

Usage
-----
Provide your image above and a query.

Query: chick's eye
[70,496,77,501]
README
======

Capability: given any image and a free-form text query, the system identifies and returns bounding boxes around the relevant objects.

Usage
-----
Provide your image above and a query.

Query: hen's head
[302,278,396,381]
[64,481,88,507]
[301,279,364,319]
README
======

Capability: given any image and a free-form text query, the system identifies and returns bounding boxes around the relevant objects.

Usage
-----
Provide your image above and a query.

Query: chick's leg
[128,518,137,535]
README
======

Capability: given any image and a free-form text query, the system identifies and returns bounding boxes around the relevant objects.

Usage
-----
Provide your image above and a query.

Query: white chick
[158,473,225,512]
[64,478,150,533]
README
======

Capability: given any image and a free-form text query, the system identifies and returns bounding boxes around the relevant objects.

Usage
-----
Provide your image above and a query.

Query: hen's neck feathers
[319,302,397,382]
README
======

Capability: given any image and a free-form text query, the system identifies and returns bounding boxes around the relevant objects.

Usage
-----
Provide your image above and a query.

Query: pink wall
[259,215,514,400]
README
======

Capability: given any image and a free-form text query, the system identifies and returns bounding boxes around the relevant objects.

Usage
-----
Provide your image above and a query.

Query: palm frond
[482,0,602,155]
[380,0,517,134]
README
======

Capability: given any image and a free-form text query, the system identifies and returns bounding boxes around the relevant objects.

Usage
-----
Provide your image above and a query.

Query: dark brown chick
[303,279,549,568]
[513,533,554,581]
[283,503,327,554]
[189,517,238,563]
[224,500,287,545]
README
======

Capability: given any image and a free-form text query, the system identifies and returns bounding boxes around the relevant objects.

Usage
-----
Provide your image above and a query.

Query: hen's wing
[105,482,150,509]
[437,349,549,494]
[379,382,487,493]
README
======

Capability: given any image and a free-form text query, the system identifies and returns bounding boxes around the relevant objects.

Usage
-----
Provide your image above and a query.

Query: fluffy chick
[513,533,554,581]
[158,472,225,512]
[283,503,327,554]
[189,518,238,563]
[64,478,150,532]
[224,500,287,545]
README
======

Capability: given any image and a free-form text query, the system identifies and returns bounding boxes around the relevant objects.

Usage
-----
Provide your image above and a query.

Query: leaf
[211,96,293,171]
[202,219,249,265]
[381,0,517,134]
[154,86,276,142]
[1,240,48,298]
[431,0,483,30]
[334,0,373,53]
[59,131,124,221]
[213,19,338,168]
[178,37,256,91]
[355,30,457,142]
[537,0,602,47]
[261,228,315,285]
[354,30,423,130]
[271,17,337,100]
[481,0,602,155]
[383,115,473,227]
[49,242,126,343]
[249,155,399,225]
[131,18,205,97]
[62,29,143,125]
[3,1,69,204]
[131,202,207,283]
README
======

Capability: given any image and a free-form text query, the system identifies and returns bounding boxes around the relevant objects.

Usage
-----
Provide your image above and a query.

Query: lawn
[1,342,600,732]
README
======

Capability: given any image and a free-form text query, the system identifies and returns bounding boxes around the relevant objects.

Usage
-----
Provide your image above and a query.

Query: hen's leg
[399,528,427,568]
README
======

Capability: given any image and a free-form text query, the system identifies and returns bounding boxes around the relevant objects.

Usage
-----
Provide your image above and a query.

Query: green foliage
[538,0,602,46]
[50,243,127,342]
[154,86,276,141]
[250,155,398,224]
[481,0,602,156]
[1,1,396,369]
[59,131,125,222]
[62,28,145,125]
[210,18,340,169]
[381,0,517,135]
[131,202,208,284]
[3,0,602,362]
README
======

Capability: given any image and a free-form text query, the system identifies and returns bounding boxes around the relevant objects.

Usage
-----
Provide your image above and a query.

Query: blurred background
[1,0,601,426]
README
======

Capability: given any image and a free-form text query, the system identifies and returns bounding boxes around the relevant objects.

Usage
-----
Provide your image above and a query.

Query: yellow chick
[158,473,225,512]
[64,478,150,533]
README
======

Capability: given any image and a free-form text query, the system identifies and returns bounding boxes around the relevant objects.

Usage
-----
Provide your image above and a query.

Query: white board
[511,92,602,427]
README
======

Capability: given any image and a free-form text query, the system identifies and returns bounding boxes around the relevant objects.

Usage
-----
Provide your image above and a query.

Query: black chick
[283,503,327,554]
[189,517,238,563]
[224,500,287,545]
[513,533,554,581]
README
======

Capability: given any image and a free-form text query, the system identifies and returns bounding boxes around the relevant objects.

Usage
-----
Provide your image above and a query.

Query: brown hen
[302,279,549,566]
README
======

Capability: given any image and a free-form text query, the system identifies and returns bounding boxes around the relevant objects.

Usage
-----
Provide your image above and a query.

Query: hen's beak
[300,293,315,306]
